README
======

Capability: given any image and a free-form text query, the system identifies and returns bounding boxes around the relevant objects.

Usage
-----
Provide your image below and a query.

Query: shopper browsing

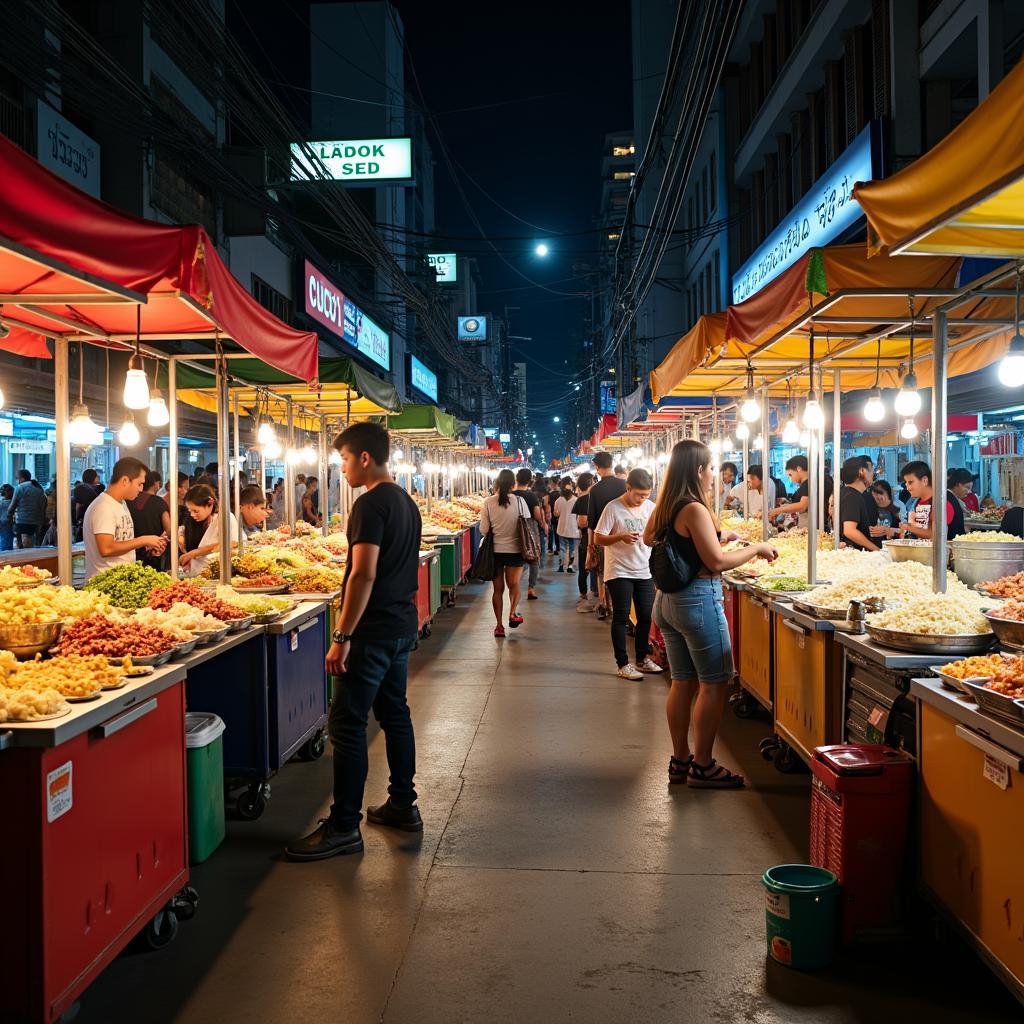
[287,421,423,861]
[837,456,879,551]
[129,470,171,570]
[868,480,903,533]
[572,472,598,612]
[480,469,528,637]
[767,456,835,528]
[586,451,627,620]
[513,468,544,600]
[645,440,779,788]
[178,484,240,577]
[239,484,271,534]
[82,457,168,580]
[554,481,579,571]
[594,468,661,681]
[728,465,776,518]
[0,484,13,551]
[875,461,965,542]
[8,469,47,548]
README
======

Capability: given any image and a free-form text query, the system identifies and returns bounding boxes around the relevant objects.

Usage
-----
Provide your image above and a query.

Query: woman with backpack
[644,440,778,789]
[480,469,528,638]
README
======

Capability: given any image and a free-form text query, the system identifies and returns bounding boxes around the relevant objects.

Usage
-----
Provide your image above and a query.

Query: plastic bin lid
[814,744,914,775]
[185,712,226,748]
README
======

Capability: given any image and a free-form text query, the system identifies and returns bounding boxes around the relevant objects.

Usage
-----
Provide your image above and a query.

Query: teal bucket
[762,864,839,970]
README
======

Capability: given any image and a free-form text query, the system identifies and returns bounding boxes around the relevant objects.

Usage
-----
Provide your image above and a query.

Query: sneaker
[617,663,644,681]
[509,613,524,628]
[494,625,506,638]
[367,798,424,832]
[638,657,664,674]
[527,588,539,600]
[596,606,608,621]
[576,598,595,613]
[557,564,564,573]
[285,820,363,861]
[566,563,576,574]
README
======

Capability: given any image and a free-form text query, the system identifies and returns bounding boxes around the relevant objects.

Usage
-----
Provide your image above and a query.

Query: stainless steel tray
[230,581,289,594]
[105,649,173,667]
[171,637,198,658]
[227,614,256,633]
[864,624,995,655]
[961,678,1024,726]
[930,664,984,696]
[789,597,848,621]
[982,610,1024,652]
[192,626,229,645]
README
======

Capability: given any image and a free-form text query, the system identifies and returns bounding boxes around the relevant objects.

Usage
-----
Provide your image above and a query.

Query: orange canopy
[853,55,1024,257]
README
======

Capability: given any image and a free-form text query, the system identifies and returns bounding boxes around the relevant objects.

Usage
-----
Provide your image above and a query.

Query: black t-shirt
[344,481,421,641]
[130,493,169,569]
[73,482,100,522]
[572,494,590,533]
[873,504,900,529]
[839,485,873,550]
[793,476,835,507]
[586,476,627,531]
[513,488,539,517]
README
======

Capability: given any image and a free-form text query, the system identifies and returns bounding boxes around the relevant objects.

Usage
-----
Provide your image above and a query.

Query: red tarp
[598,413,616,440]
[0,133,318,381]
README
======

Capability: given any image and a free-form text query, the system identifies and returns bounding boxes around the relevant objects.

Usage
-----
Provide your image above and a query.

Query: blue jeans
[653,578,733,684]
[558,536,577,564]
[329,634,418,830]
[0,526,13,551]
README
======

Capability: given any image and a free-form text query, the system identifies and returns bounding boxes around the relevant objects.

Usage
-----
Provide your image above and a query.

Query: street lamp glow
[535,243,549,257]
[553,416,560,422]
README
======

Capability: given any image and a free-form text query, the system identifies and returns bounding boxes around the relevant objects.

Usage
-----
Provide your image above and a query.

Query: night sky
[231,0,633,463]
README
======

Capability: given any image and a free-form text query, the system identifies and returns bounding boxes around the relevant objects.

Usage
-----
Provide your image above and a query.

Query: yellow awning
[854,55,1024,256]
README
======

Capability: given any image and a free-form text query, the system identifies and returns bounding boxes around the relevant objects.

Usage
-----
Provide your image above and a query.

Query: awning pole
[168,359,179,577]
[233,391,243,556]
[216,351,231,587]
[833,368,841,550]
[808,423,818,585]
[932,310,948,594]
[285,399,295,531]
[54,337,71,585]
[761,384,769,543]
[742,423,749,520]
[817,366,826,534]
[319,420,328,538]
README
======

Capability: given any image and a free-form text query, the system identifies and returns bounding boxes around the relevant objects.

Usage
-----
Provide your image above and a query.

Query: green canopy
[388,403,457,439]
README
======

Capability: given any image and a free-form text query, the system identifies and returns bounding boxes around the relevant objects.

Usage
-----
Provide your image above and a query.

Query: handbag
[471,530,496,581]
[516,496,542,563]
[649,501,697,593]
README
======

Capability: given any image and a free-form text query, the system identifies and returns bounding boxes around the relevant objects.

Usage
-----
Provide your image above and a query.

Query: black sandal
[668,755,692,785]
[687,759,744,789]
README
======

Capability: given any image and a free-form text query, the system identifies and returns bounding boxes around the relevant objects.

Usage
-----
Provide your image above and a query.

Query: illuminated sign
[407,354,438,403]
[304,260,390,371]
[427,253,457,283]
[600,380,617,415]
[36,100,100,198]
[731,123,880,304]
[499,432,511,444]
[483,427,498,438]
[290,138,412,182]
[458,316,487,342]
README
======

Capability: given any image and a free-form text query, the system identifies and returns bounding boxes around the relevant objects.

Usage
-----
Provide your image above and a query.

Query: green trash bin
[186,712,226,864]
[762,864,839,970]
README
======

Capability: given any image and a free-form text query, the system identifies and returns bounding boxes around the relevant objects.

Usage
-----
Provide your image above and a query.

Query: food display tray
[65,691,102,703]
[193,626,229,645]
[230,582,289,594]
[171,637,198,658]
[13,575,56,589]
[7,706,72,722]
[930,665,981,696]
[789,598,847,621]
[961,678,1024,726]
[865,624,996,655]
[227,614,256,633]
[105,649,173,667]
[982,610,1024,652]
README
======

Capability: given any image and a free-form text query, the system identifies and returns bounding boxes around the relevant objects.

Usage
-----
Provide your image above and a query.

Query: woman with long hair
[179,483,239,577]
[480,469,528,637]
[643,440,778,788]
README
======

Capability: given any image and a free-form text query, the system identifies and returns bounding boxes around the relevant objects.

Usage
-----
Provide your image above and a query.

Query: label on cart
[868,705,889,732]
[290,628,299,652]
[765,890,791,920]
[46,761,72,822]
[983,754,1010,790]
[812,776,842,807]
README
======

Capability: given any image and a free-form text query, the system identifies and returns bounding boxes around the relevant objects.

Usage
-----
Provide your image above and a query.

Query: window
[613,171,632,181]
[251,275,293,324]
[612,144,635,157]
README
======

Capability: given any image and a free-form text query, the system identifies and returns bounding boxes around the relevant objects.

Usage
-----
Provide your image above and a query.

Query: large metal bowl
[882,539,934,565]
[950,538,1024,588]
[865,623,995,655]
[0,620,64,659]
[982,610,1024,652]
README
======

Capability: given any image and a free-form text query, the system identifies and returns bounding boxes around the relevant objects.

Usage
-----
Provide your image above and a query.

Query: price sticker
[47,761,73,822]
[983,754,1010,790]
[289,628,299,652]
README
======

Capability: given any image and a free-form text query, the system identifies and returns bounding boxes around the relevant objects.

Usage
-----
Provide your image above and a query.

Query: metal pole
[232,391,243,556]
[808,423,818,584]
[319,421,328,537]
[54,337,71,585]
[833,368,841,550]
[817,366,827,536]
[168,359,179,577]
[285,399,295,531]
[215,353,231,587]
[742,429,749,520]
[760,384,769,542]
[932,310,949,593]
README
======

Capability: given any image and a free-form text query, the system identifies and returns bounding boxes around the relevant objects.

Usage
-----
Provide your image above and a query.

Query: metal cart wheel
[170,886,200,922]
[732,693,758,719]
[445,592,456,607]
[300,730,326,762]
[759,736,780,761]
[773,743,803,774]
[144,906,179,950]
[236,782,269,820]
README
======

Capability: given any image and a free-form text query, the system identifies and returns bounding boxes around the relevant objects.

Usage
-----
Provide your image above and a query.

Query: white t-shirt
[556,496,581,540]
[186,512,239,577]
[729,479,776,517]
[83,491,136,580]
[595,496,655,580]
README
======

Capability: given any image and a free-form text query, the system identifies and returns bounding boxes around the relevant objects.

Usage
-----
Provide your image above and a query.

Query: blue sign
[458,316,487,342]
[731,123,880,304]
[407,354,438,402]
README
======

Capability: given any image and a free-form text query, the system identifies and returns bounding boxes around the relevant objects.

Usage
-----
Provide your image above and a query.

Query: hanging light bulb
[894,372,922,416]
[753,433,764,450]
[900,418,919,440]
[0,383,6,411]
[709,437,723,455]
[118,414,140,447]
[999,268,1024,388]
[722,433,733,451]
[803,392,825,430]
[735,422,750,440]
[739,364,761,422]
[69,403,103,446]
[286,448,302,466]
[257,420,276,445]
[263,440,283,460]
[329,449,342,465]
[123,311,150,409]
[799,429,811,448]
[782,418,800,444]
[863,387,886,423]
[147,388,169,427]
[301,444,317,464]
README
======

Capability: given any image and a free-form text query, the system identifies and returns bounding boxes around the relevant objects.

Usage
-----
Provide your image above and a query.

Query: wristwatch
[332,629,354,644]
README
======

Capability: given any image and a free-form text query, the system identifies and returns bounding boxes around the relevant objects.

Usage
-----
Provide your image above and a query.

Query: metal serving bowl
[227,613,256,633]
[0,620,64,659]
[883,539,934,565]
[950,539,1024,588]
[865,623,995,655]
[982,610,1024,652]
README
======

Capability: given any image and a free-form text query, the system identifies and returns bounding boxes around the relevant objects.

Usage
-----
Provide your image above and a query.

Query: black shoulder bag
[649,501,698,593]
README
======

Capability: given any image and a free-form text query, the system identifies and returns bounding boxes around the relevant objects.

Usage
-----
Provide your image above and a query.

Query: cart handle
[954,723,1023,772]
[297,618,319,634]
[94,698,158,739]
[782,618,810,637]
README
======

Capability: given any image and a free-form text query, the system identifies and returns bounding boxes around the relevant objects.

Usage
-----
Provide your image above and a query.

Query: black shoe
[367,799,424,832]
[557,565,564,573]
[285,819,363,861]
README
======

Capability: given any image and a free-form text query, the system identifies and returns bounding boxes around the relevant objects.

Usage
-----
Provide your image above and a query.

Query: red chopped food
[233,573,287,588]
[148,580,249,620]
[55,615,179,657]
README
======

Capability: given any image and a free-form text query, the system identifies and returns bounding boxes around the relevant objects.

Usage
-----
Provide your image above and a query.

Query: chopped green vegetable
[83,562,172,608]
[762,576,813,592]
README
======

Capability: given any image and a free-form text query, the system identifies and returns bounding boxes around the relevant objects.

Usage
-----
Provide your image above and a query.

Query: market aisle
[82,563,1019,1024]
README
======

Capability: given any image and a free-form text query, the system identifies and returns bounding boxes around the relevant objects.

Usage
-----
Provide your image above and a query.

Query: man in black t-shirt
[838,456,879,551]
[572,473,597,611]
[128,470,170,570]
[585,452,627,618]
[287,422,423,862]
[514,467,544,599]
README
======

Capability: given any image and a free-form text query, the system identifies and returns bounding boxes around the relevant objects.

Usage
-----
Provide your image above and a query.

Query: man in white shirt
[594,468,663,681]
[728,464,776,518]
[83,456,168,579]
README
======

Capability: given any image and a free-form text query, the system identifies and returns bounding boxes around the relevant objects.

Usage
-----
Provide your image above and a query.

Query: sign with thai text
[427,253,457,283]
[36,100,100,198]
[408,354,438,402]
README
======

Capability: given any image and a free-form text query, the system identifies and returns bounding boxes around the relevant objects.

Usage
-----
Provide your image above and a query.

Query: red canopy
[0,133,318,381]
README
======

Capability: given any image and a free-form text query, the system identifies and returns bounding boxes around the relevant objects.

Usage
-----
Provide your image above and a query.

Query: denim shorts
[652,577,733,684]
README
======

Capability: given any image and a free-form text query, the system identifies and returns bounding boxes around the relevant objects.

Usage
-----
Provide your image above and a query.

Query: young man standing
[729,465,776,518]
[585,451,627,620]
[768,455,835,529]
[513,467,544,600]
[8,468,47,548]
[874,461,965,542]
[82,457,168,579]
[287,422,422,861]
[593,468,662,680]
[837,456,879,551]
